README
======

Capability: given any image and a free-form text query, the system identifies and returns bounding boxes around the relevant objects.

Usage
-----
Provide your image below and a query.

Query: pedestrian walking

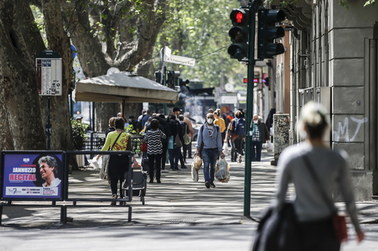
[143,118,166,183]
[178,114,189,168]
[214,109,226,145]
[251,114,269,161]
[157,114,169,170]
[167,114,183,170]
[183,112,194,158]
[196,113,223,189]
[100,117,131,205]
[225,110,245,162]
[271,101,364,250]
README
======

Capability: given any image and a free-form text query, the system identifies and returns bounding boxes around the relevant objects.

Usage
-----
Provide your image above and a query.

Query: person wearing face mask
[196,113,224,189]
[251,114,270,161]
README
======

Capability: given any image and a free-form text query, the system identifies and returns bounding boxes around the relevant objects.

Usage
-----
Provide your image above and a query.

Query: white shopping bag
[215,157,230,183]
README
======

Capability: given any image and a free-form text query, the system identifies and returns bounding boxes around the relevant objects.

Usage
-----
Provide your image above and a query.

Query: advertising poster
[1,152,64,200]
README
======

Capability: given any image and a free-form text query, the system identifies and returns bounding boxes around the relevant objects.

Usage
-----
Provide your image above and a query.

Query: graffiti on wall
[333,117,368,142]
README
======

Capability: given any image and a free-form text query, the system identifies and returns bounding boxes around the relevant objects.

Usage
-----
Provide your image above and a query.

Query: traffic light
[257,9,285,60]
[167,70,180,88]
[228,8,250,61]
[155,70,162,84]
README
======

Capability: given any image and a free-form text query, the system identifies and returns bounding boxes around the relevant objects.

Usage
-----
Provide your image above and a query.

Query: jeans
[230,139,237,162]
[202,148,219,182]
[161,141,168,170]
[147,154,162,181]
[251,141,263,161]
[234,136,245,155]
[168,148,179,169]
[183,143,191,159]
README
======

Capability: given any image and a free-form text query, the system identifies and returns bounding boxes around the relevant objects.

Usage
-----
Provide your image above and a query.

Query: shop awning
[73,71,178,104]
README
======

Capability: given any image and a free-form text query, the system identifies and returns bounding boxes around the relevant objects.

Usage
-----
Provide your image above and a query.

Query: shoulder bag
[253,202,300,251]
[303,155,348,243]
[100,132,122,179]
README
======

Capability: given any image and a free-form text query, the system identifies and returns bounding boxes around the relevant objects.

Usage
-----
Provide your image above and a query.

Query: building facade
[270,0,378,200]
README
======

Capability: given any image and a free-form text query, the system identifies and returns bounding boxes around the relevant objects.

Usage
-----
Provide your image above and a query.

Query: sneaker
[205,181,211,189]
[210,182,216,188]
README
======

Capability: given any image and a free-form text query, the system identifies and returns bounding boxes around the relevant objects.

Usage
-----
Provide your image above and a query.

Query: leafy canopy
[155,0,247,88]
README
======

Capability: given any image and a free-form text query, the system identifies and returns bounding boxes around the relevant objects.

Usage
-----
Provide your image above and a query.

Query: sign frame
[0,151,67,201]
[35,50,63,96]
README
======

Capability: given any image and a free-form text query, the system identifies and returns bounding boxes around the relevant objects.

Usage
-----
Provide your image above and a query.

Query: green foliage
[71,119,89,150]
[155,0,248,88]
[364,0,376,6]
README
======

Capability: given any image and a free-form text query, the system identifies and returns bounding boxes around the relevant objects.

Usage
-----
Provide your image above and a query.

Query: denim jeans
[168,148,179,169]
[202,148,219,182]
[251,141,263,161]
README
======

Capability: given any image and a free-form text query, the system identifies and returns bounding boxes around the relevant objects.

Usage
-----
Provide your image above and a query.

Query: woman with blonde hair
[274,101,364,250]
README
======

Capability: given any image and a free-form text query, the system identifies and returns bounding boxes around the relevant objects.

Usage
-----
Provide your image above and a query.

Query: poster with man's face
[1,152,64,200]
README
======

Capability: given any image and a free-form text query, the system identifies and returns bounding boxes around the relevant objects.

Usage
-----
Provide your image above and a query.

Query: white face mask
[207,118,214,124]
[253,120,258,124]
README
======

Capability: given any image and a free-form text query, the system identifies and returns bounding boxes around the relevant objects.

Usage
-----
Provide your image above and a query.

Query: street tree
[156,0,247,88]
[0,0,168,150]
[63,0,168,131]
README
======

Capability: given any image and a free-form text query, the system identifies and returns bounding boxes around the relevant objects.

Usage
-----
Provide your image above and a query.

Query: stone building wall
[306,0,377,200]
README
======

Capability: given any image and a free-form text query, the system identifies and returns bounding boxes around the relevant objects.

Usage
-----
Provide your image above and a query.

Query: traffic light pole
[243,0,260,218]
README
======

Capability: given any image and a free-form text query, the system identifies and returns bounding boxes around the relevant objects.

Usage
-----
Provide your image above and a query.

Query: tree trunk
[0,0,45,150]
[41,0,73,150]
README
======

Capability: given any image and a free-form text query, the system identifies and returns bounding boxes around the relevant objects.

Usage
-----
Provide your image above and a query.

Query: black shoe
[111,195,117,206]
[181,165,187,169]
[210,182,216,188]
[149,179,154,183]
[157,179,161,183]
[205,181,210,189]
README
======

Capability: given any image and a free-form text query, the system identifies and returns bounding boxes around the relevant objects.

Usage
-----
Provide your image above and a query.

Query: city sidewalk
[0,150,377,250]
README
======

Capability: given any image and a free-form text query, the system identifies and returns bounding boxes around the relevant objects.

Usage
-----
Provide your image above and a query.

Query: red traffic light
[235,12,244,23]
[230,9,248,26]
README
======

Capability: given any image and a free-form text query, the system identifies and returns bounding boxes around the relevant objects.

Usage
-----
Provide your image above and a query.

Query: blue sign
[1,152,64,200]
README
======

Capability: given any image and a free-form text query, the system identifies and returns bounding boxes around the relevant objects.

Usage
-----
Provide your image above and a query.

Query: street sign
[36,50,62,96]
[162,46,196,67]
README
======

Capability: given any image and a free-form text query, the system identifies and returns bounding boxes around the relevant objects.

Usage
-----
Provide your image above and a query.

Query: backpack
[234,118,246,136]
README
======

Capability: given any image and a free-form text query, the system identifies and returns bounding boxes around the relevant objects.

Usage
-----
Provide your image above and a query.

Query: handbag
[183,134,191,145]
[303,155,348,242]
[140,142,147,152]
[174,134,182,148]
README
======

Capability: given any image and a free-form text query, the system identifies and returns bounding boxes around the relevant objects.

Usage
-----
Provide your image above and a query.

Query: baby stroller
[122,167,147,205]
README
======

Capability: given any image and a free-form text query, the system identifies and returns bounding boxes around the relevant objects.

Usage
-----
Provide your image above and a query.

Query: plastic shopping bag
[191,154,202,182]
[215,157,230,183]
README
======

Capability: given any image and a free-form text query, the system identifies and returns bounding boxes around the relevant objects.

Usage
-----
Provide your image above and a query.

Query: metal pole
[46,97,52,150]
[160,47,168,114]
[243,0,258,218]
